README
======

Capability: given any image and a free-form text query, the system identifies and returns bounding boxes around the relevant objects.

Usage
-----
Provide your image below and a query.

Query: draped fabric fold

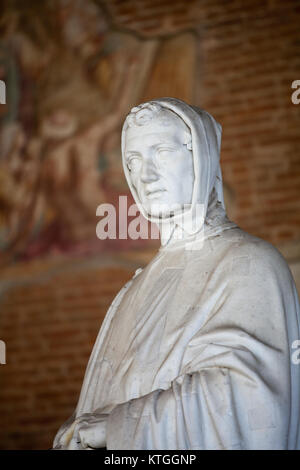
[53,99,300,450]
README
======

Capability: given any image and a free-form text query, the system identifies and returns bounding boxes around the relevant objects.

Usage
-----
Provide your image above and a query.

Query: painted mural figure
[53,98,300,450]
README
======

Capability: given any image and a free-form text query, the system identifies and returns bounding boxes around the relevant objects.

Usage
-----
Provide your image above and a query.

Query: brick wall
[0,255,137,449]
[198,0,300,246]
[105,0,202,36]
[106,0,300,246]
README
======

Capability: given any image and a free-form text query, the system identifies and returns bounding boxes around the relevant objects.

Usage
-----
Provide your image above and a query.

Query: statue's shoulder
[219,226,291,278]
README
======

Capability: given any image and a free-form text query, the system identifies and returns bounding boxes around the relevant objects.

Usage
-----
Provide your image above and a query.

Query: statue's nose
[140,157,159,183]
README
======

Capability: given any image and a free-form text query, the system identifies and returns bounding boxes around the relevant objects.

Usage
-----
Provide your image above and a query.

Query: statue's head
[123,102,194,218]
[122,98,225,236]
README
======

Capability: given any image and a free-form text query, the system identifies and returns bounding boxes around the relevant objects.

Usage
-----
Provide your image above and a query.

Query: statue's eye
[157,148,173,158]
[127,157,141,173]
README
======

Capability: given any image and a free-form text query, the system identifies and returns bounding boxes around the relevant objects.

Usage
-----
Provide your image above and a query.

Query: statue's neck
[158,189,232,249]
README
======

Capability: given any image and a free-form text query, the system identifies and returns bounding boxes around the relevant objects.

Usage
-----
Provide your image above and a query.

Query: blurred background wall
[0,0,299,449]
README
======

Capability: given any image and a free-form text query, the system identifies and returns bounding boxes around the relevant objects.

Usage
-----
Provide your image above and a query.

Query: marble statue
[53,98,300,450]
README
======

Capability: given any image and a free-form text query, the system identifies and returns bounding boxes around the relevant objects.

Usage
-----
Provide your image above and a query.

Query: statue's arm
[105,346,289,451]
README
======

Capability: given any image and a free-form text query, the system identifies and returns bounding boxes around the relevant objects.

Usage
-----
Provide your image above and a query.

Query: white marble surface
[53,98,300,450]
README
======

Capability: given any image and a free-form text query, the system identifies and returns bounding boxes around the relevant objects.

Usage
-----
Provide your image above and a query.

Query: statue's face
[124,116,194,218]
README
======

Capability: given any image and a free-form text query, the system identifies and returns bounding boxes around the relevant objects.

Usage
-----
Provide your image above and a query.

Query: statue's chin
[145,203,188,220]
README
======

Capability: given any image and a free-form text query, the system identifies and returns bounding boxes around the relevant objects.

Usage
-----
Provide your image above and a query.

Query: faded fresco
[0,0,198,265]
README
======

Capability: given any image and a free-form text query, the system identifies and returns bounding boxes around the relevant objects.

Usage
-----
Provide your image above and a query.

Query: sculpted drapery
[53,98,300,450]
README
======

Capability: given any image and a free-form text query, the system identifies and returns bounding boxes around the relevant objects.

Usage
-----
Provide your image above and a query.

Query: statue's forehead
[125,115,189,142]
[124,125,185,149]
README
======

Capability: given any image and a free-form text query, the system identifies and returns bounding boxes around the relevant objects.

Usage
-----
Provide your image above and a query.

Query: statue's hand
[66,413,107,450]
[53,413,107,450]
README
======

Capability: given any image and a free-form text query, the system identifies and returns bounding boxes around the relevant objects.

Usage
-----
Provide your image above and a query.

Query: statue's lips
[145,189,167,199]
